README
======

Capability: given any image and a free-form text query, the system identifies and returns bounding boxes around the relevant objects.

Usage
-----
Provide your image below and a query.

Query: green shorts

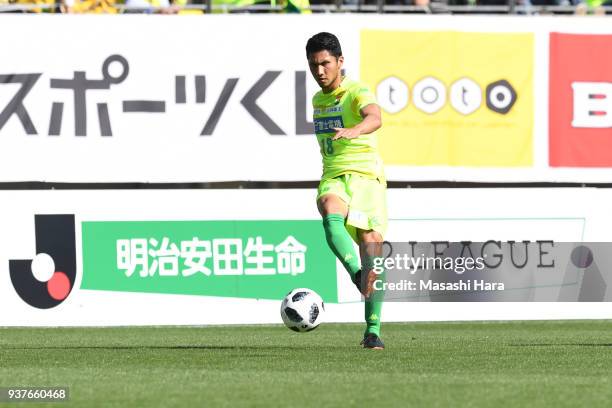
[317,173,388,241]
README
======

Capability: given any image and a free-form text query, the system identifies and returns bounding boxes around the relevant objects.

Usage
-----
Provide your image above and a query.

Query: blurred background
[1,0,611,325]
[1,0,610,16]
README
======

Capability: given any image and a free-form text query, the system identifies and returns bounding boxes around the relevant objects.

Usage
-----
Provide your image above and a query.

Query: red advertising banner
[549,33,612,167]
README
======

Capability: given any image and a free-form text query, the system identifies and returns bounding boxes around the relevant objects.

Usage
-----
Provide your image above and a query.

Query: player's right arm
[332,104,381,140]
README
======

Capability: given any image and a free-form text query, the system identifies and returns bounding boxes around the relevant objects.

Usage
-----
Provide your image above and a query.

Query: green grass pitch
[1,320,611,407]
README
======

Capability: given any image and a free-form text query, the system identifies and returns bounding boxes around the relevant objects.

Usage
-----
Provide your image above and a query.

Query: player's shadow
[510,343,612,347]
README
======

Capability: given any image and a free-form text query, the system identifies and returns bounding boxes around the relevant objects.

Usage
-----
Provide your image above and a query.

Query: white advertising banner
[1,188,611,326]
[1,15,612,182]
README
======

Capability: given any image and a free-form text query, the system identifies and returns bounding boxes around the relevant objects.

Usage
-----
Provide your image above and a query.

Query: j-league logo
[9,215,76,309]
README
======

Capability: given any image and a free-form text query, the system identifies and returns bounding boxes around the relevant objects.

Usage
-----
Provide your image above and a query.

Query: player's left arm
[332,104,381,140]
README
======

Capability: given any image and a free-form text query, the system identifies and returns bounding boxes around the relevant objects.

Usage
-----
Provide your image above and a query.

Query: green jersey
[312,77,384,180]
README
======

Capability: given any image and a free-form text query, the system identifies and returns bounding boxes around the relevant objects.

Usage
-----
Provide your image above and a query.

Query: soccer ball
[280,288,325,332]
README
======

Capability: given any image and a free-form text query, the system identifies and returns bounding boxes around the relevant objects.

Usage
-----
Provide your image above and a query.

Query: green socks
[365,296,383,336]
[323,213,384,338]
[361,244,384,337]
[322,214,361,279]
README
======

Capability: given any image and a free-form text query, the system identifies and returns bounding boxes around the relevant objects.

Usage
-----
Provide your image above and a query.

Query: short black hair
[306,32,342,59]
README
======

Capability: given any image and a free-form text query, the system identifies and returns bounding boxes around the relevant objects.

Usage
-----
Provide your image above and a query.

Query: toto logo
[376,76,517,116]
[8,215,76,309]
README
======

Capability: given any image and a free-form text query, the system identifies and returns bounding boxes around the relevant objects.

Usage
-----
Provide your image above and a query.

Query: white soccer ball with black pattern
[280,288,325,332]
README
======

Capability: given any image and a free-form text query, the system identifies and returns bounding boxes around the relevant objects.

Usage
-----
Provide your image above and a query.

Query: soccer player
[306,32,387,350]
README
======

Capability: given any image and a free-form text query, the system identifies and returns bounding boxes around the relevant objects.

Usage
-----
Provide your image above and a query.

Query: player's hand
[332,127,361,140]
